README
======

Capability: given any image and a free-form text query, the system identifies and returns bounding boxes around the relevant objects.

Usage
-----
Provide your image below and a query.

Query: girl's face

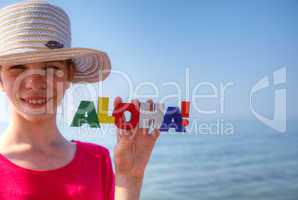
[0,60,74,122]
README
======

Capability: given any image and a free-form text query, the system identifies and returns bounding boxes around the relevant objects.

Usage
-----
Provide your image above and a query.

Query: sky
[0,0,297,124]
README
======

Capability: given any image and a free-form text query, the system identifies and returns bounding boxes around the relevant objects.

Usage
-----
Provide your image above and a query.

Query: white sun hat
[0,0,111,83]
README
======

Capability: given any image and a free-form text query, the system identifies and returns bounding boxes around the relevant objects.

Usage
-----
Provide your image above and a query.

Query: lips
[20,96,52,106]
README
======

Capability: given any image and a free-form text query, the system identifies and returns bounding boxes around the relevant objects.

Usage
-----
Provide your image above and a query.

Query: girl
[0,1,159,199]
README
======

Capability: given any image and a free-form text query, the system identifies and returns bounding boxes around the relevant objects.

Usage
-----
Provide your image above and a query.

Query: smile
[20,97,52,106]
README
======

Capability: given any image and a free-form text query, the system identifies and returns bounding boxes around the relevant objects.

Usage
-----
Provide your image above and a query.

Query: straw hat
[0,0,111,83]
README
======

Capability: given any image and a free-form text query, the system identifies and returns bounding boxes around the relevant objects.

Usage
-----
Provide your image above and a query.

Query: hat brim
[0,48,111,83]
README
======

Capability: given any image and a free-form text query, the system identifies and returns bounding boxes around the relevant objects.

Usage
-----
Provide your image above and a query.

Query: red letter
[112,103,140,130]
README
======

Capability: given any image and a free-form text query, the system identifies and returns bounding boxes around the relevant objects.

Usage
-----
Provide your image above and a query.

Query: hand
[113,97,160,179]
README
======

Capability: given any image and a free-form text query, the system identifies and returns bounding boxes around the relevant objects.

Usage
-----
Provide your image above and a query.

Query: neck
[1,111,67,149]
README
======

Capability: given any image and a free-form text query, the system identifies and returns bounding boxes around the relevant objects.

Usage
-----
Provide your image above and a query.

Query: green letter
[71,101,100,128]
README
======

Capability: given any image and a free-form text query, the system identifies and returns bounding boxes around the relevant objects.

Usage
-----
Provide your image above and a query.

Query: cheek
[1,78,16,96]
[52,79,69,97]
[2,82,22,107]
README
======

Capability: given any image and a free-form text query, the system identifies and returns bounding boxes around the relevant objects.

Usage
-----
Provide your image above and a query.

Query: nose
[24,74,47,91]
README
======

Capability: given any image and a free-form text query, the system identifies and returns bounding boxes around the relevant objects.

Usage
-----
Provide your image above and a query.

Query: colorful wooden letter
[159,107,185,132]
[112,103,140,130]
[98,97,115,124]
[139,102,165,129]
[71,101,100,128]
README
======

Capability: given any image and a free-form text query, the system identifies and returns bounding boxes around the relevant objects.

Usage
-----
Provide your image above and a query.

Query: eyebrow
[6,61,64,69]
[9,64,26,68]
[44,61,65,66]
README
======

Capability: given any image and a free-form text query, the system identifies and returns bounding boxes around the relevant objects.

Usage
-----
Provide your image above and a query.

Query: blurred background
[0,0,297,199]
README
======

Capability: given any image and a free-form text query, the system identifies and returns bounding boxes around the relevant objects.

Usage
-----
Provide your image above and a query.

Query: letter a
[71,101,100,128]
[159,107,185,132]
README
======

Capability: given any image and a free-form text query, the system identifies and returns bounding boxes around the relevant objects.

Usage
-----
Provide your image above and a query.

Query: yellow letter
[98,97,115,124]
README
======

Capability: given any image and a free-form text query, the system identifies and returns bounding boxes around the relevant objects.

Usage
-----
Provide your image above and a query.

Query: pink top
[0,140,115,200]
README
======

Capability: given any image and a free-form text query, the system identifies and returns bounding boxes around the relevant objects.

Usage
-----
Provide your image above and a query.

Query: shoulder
[72,140,111,159]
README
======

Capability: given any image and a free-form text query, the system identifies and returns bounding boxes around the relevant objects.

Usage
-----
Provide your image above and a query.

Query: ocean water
[0,120,297,200]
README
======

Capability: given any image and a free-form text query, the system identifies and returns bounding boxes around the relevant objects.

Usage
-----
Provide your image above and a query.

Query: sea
[0,120,297,200]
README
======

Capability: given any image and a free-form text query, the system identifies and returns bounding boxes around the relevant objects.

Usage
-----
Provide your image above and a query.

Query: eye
[45,65,64,77]
[8,65,26,70]
[45,66,61,70]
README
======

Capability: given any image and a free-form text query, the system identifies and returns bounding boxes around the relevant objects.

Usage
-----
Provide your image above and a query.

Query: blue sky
[0,0,297,123]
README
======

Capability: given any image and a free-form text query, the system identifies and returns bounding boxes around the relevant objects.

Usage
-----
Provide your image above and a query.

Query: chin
[13,104,58,123]
[21,112,56,123]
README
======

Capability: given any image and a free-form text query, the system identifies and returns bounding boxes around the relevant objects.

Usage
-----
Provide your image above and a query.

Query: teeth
[26,99,47,105]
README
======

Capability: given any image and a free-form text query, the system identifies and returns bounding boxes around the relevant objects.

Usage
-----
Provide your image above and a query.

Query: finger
[113,96,126,121]
[132,98,144,133]
[114,97,125,143]
[116,98,139,140]
[131,98,140,110]
[118,127,137,141]
[146,99,154,128]
[147,99,153,110]
[132,99,148,135]
[150,128,160,142]
[128,127,138,140]
[113,96,122,108]
[120,100,138,140]
[116,129,121,143]
[141,99,154,135]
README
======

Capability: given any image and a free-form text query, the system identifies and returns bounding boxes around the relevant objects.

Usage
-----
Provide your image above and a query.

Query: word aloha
[71,97,190,132]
